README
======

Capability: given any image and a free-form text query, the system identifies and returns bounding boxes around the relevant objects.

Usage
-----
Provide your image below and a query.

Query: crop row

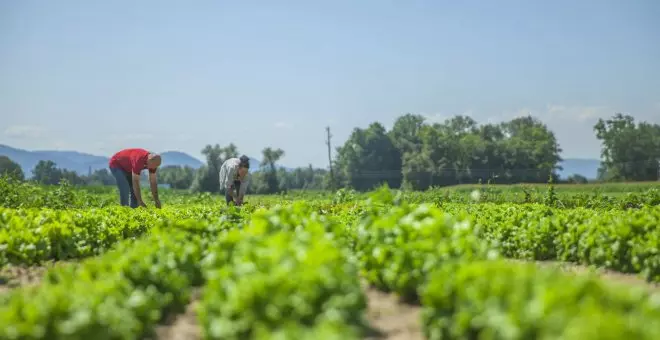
[334,196,660,282]
[0,205,248,266]
[4,198,660,283]
[421,260,660,339]
[0,226,204,339]
[462,203,660,282]
[199,205,366,339]
[4,175,660,211]
[2,198,660,338]
[0,205,366,339]
[351,191,660,339]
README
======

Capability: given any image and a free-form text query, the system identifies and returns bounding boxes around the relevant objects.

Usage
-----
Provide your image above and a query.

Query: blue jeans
[110,167,138,208]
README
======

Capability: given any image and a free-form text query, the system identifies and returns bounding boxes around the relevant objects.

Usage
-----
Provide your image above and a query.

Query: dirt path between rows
[153,288,202,340]
[152,284,423,340]
[363,284,423,340]
[0,261,75,294]
[146,260,660,340]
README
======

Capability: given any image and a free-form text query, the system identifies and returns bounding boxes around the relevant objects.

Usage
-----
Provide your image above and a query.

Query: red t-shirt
[109,148,157,174]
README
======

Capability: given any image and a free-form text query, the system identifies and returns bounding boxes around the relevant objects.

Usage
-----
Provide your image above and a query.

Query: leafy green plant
[198,204,367,340]
[420,260,660,340]
[0,205,245,266]
[0,226,208,339]
[354,192,497,301]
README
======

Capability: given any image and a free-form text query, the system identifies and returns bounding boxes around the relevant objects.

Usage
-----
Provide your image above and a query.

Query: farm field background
[1,177,660,339]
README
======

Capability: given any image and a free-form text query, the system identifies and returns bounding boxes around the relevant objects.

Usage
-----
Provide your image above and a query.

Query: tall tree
[416,121,461,186]
[335,122,402,191]
[32,160,61,185]
[191,143,240,193]
[261,147,285,194]
[594,113,660,181]
[59,169,85,185]
[389,113,426,154]
[223,143,239,160]
[499,115,563,182]
[84,169,116,186]
[400,150,434,190]
[0,156,24,181]
[159,165,196,190]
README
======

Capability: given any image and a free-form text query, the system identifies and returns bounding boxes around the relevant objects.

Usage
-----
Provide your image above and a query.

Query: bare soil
[359,260,660,340]
[153,288,202,340]
[0,261,73,294]
[149,260,658,340]
[151,283,424,340]
[363,284,423,340]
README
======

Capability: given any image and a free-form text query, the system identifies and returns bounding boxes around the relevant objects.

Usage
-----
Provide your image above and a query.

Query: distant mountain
[557,158,601,180]
[0,145,205,177]
[160,151,204,169]
[0,144,109,177]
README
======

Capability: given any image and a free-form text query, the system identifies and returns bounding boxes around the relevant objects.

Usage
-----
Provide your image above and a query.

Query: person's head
[238,155,250,177]
[147,153,162,171]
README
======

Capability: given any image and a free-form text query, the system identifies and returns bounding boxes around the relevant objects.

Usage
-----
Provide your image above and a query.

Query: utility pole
[325,126,334,189]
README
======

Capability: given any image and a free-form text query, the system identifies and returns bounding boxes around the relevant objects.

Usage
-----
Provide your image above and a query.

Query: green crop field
[1,177,659,339]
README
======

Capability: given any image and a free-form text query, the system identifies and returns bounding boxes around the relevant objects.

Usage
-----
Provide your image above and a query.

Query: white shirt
[218,157,249,197]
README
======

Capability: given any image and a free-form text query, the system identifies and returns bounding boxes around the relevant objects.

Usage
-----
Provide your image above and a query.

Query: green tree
[159,165,196,190]
[385,113,564,189]
[261,147,285,194]
[335,122,402,191]
[60,169,85,185]
[499,115,563,183]
[400,150,434,190]
[274,164,328,191]
[32,160,61,185]
[0,156,24,181]
[83,169,116,186]
[191,143,239,193]
[594,113,660,181]
[415,121,461,186]
[389,113,426,155]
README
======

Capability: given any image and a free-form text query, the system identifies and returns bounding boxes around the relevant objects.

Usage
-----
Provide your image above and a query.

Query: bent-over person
[219,155,250,206]
[108,148,162,208]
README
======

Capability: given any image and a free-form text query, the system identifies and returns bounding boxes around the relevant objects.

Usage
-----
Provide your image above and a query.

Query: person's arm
[131,173,146,207]
[131,154,147,207]
[149,171,161,208]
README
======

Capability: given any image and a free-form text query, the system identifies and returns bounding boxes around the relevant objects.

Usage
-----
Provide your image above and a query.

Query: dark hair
[239,155,250,169]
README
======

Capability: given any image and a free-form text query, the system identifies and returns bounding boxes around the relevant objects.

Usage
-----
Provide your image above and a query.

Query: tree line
[331,112,659,191]
[1,112,658,193]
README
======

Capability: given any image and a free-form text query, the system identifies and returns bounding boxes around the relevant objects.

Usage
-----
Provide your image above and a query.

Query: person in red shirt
[108,148,162,208]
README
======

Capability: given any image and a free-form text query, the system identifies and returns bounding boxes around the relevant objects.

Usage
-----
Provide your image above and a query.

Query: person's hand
[154,199,161,209]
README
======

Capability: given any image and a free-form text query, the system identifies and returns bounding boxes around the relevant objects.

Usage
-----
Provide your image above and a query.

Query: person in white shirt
[219,155,250,206]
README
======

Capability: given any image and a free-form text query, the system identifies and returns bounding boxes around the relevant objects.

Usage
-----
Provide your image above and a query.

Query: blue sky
[1,0,659,168]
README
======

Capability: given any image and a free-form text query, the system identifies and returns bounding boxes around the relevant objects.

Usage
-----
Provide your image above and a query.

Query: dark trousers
[110,167,138,208]
[225,180,241,205]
